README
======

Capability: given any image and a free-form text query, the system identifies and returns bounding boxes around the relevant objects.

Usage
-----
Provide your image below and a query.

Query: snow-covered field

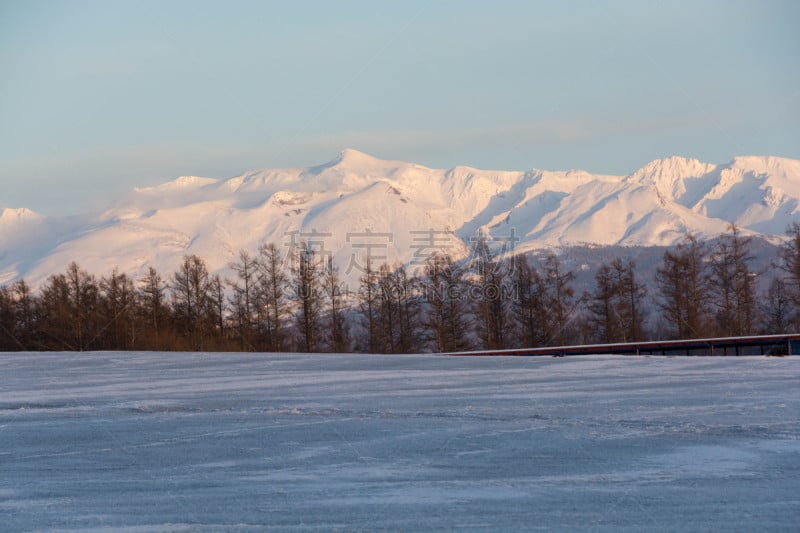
[1,352,798,531]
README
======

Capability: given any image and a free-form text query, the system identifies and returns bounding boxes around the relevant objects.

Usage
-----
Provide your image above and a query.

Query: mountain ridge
[2,150,798,287]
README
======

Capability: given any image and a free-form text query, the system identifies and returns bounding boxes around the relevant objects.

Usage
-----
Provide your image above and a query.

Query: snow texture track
[1,352,799,531]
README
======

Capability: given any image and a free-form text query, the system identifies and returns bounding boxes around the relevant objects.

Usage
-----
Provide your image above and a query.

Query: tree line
[1,223,799,353]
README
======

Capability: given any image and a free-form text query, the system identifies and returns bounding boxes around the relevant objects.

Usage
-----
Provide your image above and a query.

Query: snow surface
[1,352,798,531]
[2,150,799,288]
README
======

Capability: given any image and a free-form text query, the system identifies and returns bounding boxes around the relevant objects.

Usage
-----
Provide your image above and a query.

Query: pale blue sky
[1,0,798,215]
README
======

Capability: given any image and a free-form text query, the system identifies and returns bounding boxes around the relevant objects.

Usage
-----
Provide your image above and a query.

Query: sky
[1,0,799,215]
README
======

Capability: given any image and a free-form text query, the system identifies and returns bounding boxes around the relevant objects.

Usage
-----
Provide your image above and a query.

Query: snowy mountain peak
[334,148,380,164]
[134,175,218,194]
[321,149,437,177]
[629,156,716,196]
[729,155,800,177]
[630,156,716,186]
[0,207,45,222]
[322,148,397,171]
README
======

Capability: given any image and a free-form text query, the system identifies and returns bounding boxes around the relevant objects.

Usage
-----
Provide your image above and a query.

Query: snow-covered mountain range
[2,149,798,287]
